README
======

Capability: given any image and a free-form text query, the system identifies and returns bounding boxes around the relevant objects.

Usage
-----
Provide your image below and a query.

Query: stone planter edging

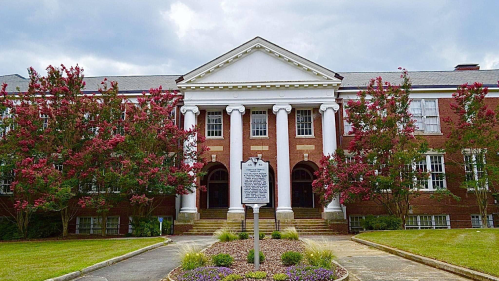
[352,237,499,281]
[45,237,172,281]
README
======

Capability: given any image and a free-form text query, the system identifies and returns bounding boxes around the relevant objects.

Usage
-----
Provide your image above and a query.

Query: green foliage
[238,232,249,240]
[213,228,239,242]
[0,220,22,240]
[247,249,265,263]
[360,215,402,230]
[179,244,208,270]
[281,227,299,240]
[245,271,267,279]
[271,231,281,239]
[281,251,303,266]
[131,217,161,237]
[212,253,234,267]
[303,239,335,269]
[222,274,243,281]
[272,273,289,281]
[259,232,265,240]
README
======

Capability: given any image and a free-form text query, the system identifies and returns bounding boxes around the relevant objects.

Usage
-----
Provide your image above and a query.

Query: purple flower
[286,266,337,281]
[179,267,233,281]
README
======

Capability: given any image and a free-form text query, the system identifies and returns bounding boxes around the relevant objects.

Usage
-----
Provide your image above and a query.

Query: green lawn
[0,237,165,281]
[356,229,499,277]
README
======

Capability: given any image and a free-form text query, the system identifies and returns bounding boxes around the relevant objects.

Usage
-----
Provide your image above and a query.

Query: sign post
[158,217,163,235]
[241,157,269,270]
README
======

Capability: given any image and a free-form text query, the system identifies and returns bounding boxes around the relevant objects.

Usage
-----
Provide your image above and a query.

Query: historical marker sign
[241,158,270,204]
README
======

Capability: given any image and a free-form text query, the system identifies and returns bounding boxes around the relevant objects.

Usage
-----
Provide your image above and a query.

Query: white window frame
[405,214,450,229]
[343,105,353,136]
[76,216,120,234]
[463,149,488,190]
[40,113,49,129]
[410,99,441,134]
[0,169,13,195]
[0,108,12,137]
[414,153,446,191]
[205,110,223,139]
[295,109,314,137]
[250,109,268,138]
[471,214,494,228]
[349,215,365,232]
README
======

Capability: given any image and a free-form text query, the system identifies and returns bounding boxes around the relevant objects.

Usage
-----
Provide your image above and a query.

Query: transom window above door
[251,110,268,137]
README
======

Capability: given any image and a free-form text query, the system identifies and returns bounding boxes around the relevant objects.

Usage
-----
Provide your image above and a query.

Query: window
[471,214,494,228]
[343,106,353,135]
[76,216,120,234]
[251,110,267,137]
[40,114,49,129]
[405,215,450,229]
[206,111,223,138]
[0,108,12,137]
[349,215,365,232]
[0,169,13,195]
[410,99,440,133]
[85,113,98,135]
[463,151,487,190]
[296,109,313,136]
[414,154,446,191]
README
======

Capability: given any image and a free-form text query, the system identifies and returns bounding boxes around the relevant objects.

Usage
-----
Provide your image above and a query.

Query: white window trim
[295,108,314,137]
[462,149,488,191]
[405,214,450,229]
[250,109,269,138]
[471,214,494,228]
[76,216,120,234]
[205,110,224,139]
[411,99,441,134]
[416,154,446,191]
[343,104,353,136]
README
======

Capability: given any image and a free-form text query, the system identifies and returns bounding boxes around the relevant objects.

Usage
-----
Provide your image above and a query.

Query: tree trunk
[61,208,69,237]
[101,214,107,237]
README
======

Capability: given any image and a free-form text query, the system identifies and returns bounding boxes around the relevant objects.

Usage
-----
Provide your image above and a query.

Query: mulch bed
[169,238,347,281]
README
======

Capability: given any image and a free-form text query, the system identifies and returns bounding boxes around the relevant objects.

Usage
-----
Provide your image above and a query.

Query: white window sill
[206,136,224,140]
[250,136,269,139]
[296,135,315,139]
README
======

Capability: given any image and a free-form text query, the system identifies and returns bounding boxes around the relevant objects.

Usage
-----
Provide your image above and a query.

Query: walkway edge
[45,237,172,281]
[351,237,499,281]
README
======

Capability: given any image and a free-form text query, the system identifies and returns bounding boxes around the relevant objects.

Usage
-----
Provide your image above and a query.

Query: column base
[177,212,199,223]
[322,211,344,221]
[276,210,294,221]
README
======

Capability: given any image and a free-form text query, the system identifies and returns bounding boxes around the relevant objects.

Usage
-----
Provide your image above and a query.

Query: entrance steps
[200,208,228,219]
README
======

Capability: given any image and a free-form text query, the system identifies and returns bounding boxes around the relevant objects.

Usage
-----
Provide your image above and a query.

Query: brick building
[1,37,498,234]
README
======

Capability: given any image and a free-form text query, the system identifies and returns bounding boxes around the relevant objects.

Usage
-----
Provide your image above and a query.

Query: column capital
[180,105,200,115]
[319,102,340,114]
[272,104,292,115]
[226,105,245,115]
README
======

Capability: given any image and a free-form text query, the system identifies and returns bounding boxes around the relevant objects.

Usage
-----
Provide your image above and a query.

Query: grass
[356,229,499,277]
[0,237,165,281]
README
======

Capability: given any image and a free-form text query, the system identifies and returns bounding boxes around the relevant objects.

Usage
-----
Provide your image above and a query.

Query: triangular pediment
[178,37,342,86]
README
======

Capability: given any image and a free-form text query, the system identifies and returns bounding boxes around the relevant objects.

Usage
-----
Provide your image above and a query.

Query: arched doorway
[291,162,318,208]
[200,163,229,209]
[264,166,275,208]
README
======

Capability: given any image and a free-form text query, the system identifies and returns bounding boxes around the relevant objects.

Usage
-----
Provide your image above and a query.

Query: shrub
[281,227,299,240]
[272,273,289,281]
[214,228,239,242]
[247,249,265,263]
[131,216,161,237]
[178,267,233,281]
[179,244,208,270]
[212,253,234,267]
[302,238,335,269]
[286,266,336,281]
[281,251,303,266]
[271,231,281,239]
[0,219,22,240]
[259,232,265,240]
[245,271,267,279]
[360,215,402,230]
[222,274,243,281]
[238,232,249,240]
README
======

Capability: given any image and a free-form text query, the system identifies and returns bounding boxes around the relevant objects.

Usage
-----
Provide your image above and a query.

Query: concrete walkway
[74,236,217,281]
[303,235,471,281]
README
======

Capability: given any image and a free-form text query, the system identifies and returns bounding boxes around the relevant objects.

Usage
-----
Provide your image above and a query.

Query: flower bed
[168,239,347,281]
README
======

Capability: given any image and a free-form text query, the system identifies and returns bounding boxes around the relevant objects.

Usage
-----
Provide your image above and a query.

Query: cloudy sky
[1,0,498,77]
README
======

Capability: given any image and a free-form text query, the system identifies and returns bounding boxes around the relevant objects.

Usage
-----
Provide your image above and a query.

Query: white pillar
[226,105,245,221]
[320,102,344,216]
[273,104,294,220]
[179,105,199,220]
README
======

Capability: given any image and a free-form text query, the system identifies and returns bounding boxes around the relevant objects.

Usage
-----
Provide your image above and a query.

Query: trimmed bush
[214,228,239,242]
[271,231,281,239]
[212,253,234,267]
[222,274,243,281]
[179,267,233,281]
[272,273,289,281]
[360,215,402,230]
[281,227,299,240]
[247,249,265,263]
[281,251,303,266]
[303,238,335,269]
[238,232,249,240]
[245,271,267,279]
[131,216,161,237]
[286,266,336,281]
[259,232,265,240]
[179,244,208,270]
[0,219,22,240]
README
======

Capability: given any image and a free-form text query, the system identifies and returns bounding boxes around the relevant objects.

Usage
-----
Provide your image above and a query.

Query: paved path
[74,236,217,281]
[303,235,471,281]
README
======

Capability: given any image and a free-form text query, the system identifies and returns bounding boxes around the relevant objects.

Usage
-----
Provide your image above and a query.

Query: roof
[339,69,499,90]
[0,74,180,93]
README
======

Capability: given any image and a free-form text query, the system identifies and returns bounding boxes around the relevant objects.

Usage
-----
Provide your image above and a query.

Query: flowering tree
[444,82,499,228]
[313,70,432,225]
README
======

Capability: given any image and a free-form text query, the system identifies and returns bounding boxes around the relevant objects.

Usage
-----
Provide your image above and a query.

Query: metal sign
[241,158,270,204]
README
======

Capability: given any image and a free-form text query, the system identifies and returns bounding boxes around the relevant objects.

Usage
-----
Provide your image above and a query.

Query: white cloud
[483,54,499,70]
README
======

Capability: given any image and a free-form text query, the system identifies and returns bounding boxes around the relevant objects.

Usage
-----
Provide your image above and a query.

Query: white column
[226,105,245,218]
[320,102,343,214]
[180,105,199,216]
[273,104,293,219]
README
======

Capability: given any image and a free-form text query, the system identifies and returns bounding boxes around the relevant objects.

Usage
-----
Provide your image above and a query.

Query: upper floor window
[463,150,487,190]
[414,154,446,190]
[40,114,49,129]
[206,111,223,138]
[0,169,14,195]
[251,110,268,137]
[410,99,440,133]
[296,109,313,136]
[0,108,12,137]
[343,106,353,135]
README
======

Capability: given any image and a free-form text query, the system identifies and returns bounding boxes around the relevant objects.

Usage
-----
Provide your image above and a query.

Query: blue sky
[1,0,498,77]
